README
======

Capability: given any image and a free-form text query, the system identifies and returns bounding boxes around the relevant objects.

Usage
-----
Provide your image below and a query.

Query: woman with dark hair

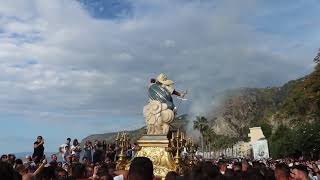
[165,171,178,180]
[0,155,8,162]
[32,136,44,164]
[102,140,107,152]
[102,140,107,162]
[71,139,81,160]
[93,141,104,164]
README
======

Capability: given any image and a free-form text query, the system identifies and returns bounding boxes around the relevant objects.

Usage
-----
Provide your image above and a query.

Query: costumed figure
[143,73,186,135]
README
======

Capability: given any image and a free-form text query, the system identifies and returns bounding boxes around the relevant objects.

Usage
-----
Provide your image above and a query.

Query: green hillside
[207,61,320,158]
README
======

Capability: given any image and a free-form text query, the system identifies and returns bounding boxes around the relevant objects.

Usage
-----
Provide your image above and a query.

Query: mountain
[81,127,145,145]
[81,114,189,145]
[205,62,320,158]
[209,62,320,140]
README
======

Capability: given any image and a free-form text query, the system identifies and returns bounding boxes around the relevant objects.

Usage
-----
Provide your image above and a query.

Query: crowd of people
[0,135,320,180]
[57,137,135,165]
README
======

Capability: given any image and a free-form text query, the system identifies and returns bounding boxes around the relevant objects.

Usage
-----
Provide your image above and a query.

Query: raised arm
[34,140,44,148]
[173,90,187,97]
[33,159,47,176]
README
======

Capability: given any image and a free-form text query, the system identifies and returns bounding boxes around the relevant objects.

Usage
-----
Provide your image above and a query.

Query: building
[249,127,269,159]
[211,127,270,159]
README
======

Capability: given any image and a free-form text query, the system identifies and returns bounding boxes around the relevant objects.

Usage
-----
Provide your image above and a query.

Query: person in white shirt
[59,138,71,163]
[71,139,81,160]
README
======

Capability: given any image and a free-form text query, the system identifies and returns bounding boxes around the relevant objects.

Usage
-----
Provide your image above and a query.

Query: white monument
[252,139,269,160]
[248,127,269,159]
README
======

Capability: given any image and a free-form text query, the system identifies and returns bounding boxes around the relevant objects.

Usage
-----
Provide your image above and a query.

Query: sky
[0,0,319,154]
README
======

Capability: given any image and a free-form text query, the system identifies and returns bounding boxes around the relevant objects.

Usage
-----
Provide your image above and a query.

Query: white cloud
[112,52,134,62]
[163,40,175,48]
[0,0,318,152]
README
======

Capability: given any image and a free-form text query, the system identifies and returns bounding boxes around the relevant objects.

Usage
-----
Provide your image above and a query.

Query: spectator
[51,154,58,162]
[37,166,55,180]
[15,164,28,176]
[187,161,221,180]
[4,136,320,180]
[71,139,82,160]
[107,163,116,177]
[72,154,80,163]
[218,159,227,175]
[71,162,86,179]
[8,154,16,165]
[24,155,33,167]
[85,165,94,178]
[242,160,250,172]
[22,159,47,180]
[0,155,8,162]
[62,163,69,173]
[0,161,21,180]
[290,165,309,180]
[66,155,73,165]
[82,157,90,166]
[165,171,178,180]
[132,143,138,158]
[56,167,68,179]
[57,161,63,168]
[105,156,112,165]
[83,140,93,163]
[275,163,290,180]
[128,157,154,180]
[59,138,71,163]
[32,136,44,164]
[102,140,107,152]
[14,159,23,168]
[233,162,242,173]
[49,160,58,169]
[93,141,104,164]
[126,144,133,159]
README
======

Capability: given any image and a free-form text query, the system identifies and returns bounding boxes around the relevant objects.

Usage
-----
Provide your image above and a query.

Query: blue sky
[0,0,319,154]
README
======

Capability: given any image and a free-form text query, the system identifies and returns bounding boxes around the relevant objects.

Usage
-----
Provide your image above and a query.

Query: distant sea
[13,152,62,161]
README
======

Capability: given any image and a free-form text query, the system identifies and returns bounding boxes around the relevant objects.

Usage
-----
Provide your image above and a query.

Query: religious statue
[122,74,188,178]
[143,73,186,135]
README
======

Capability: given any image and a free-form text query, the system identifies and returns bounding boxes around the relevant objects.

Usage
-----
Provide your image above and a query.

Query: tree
[269,125,296,158]
[193,116,209,155]
[295,123,320,159]
[203,128,215,159]
[269,122,320,159]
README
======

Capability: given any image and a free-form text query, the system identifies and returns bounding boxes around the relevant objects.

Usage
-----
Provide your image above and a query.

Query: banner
[252,139,269,160]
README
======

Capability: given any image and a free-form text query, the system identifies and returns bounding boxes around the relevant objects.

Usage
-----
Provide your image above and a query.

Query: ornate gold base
[126,135,176,178]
